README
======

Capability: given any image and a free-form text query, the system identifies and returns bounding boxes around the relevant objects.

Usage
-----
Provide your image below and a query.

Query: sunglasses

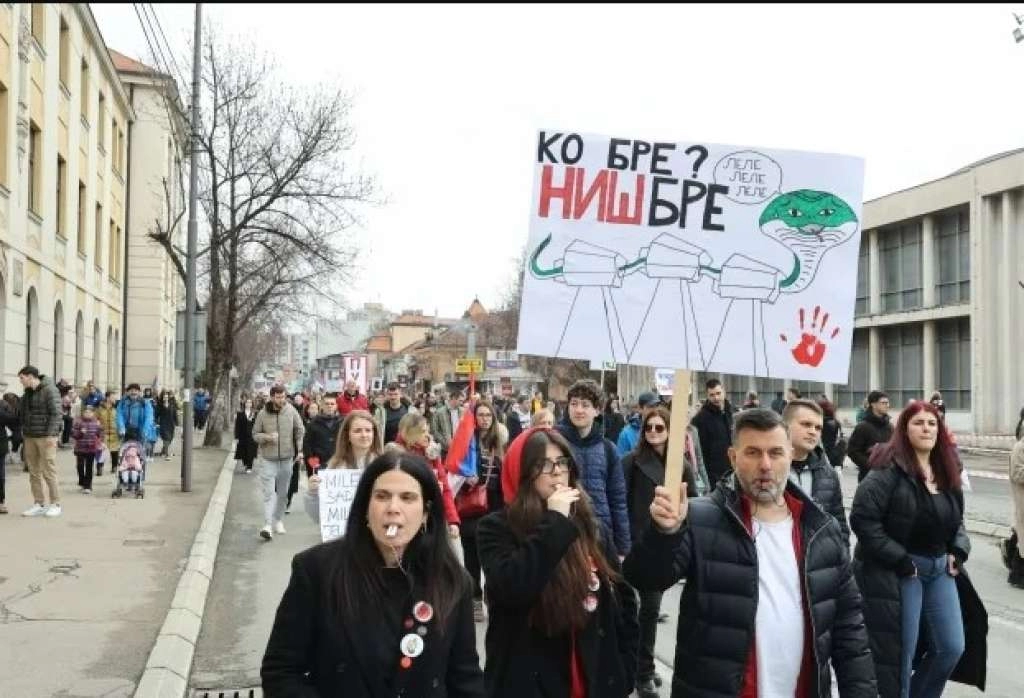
[644,423,666,433]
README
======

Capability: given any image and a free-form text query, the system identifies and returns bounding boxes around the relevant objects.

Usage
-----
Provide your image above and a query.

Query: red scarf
[570,631,587,698]
[738,492,814,698]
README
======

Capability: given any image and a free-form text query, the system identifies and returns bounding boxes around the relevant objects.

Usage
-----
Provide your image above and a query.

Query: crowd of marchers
[235,374,1020,698]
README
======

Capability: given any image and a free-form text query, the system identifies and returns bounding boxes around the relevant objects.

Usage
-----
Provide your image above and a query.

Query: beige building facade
[112,49,184,391]
[0,4,131,390]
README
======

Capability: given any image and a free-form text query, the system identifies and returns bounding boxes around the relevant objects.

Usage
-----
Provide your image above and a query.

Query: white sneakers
[260,521,286,540]
[22,503,62,517]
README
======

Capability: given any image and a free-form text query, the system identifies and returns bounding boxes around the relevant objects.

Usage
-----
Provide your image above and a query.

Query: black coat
[847,411,893,480]
[790,446,851,544]
[477,510,639,698]
[622,448,697,547]
[0,401,19,457]
[234,410,258,461]
[261,539,485,698]
[603,411,626,445]
[155,399,179,441]
[302,415,342,465]
[849,461,987,697]
[689,401,734,488]
[623,475,876,698]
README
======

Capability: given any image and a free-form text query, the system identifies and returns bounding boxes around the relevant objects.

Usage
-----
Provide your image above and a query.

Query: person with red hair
[850,400,987,697]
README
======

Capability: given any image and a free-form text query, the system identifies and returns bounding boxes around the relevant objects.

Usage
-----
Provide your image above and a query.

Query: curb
[134,446,237,698]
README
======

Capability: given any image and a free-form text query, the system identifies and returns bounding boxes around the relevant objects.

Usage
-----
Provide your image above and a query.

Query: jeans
[637,589,664,682]
[259,458,293,526]
[24,437,60,505]
[899,553,965,698]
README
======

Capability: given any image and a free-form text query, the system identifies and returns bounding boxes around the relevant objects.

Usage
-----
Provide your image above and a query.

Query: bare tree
[149,30,375,445]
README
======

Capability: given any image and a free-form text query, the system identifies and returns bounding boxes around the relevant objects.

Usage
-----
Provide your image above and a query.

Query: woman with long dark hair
[234,397,258,474]
[477,428,639,698]
[155,390,179,460]
[262,451,485,697]
[621,406,696,698]
[850,400,987,697]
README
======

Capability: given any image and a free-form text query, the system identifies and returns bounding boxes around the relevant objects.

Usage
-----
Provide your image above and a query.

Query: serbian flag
[445,404,479,477]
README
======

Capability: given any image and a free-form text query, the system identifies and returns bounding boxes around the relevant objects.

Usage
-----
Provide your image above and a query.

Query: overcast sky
[92,3,1024,320]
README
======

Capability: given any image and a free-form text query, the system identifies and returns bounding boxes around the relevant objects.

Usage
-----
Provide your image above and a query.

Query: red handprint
[778,306,840,368]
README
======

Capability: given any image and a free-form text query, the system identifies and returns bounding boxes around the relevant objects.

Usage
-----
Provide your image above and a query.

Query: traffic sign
[455,357,484,374]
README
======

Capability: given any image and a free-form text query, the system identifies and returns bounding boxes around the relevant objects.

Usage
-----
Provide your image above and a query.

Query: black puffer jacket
[847,411,892,480]
[850,461,987,697]
[302,414,342,465]
[20,375,62,438]
[689,401,734,488]
[622,448,697,546]
[623,475,876,698]
[789,445,850,544]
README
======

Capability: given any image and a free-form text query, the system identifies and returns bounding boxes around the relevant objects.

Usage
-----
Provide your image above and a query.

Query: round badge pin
[400,633,425,658]
[583,594,598,613]
[416,625,428,637]
[400,656,412,670]
[413,601,434,623]
[589,573,600,592]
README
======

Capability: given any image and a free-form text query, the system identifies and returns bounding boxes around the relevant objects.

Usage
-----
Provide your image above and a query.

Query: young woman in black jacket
[621,406,696,698]
[261,451,485,698]
[477,427,639,698]
[233,398,258,473]
[850,399,986,697]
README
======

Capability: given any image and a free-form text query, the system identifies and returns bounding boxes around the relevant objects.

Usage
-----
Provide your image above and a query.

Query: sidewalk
[0,444,227,698]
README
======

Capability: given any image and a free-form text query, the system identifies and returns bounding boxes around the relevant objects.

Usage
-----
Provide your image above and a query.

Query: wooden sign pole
[663,369,691,505]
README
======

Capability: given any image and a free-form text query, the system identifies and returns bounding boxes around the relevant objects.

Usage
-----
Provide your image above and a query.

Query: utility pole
[182,3,201,492]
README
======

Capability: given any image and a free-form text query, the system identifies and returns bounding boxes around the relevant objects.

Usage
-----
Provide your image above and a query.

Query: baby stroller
[112,439,147,498]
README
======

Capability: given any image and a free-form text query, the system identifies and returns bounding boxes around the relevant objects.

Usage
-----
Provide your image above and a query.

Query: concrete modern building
[0,4,131,390]
[111,48,185,392]
[699,148,1024,437]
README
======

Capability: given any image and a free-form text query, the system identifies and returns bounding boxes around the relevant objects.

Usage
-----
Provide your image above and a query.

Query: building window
[790,381,828,402]
[28,121,41,215]
[30,4,45,45]
[80,60,89,121]
[94,203,103,270]
[77,182,87,253]
[26,289,38,365]
[881,323,923,408]
[855,237,869,315]
[836,329,869,409]
[935,208,970,306]
[937,317,971,410]
[0,82,8,188]
[109,219,117,280]
[754,377,785,405]
[98,92,106,150]
[722,374,750,407]
[879,222,922,313]
[56,155,67,238]
[58,16,70,89]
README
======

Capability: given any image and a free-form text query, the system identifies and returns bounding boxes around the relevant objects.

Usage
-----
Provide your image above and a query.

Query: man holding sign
[623,408,875,697]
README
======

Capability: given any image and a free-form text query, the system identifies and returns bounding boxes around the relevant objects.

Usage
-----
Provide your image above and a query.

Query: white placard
[655,368,675,396]
[343,354,369,394]
[517,130,865,383]
[319,469,363,542]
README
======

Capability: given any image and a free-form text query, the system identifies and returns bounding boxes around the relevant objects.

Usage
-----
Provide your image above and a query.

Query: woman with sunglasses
[477,427,639,698]
[621,405,697,698]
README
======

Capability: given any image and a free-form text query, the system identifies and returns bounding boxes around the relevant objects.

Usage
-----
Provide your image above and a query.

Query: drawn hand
[779,305,839,368]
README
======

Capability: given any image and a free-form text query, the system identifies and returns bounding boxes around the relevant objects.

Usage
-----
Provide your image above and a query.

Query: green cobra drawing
[760,189,859,292]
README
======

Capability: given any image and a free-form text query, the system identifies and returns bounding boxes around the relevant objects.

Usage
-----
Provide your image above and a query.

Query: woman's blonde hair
[531,408,555,427]
[329,411,382,469]
[397,412,429,445]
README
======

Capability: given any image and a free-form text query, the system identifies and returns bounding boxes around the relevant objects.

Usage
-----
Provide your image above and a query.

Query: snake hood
[759,190,859,293]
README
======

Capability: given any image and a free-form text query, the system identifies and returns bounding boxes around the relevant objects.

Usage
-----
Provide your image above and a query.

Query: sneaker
[274,520,286,535]
[285,503,291,514]
[244,468,252,474]
[22,504,47,517]
[165,455,171,461]
[259,525,273,541]
[82,489,92,495]
[45,504,63,518]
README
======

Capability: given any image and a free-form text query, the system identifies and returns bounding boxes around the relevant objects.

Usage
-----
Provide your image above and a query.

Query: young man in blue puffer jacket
[556,379,631,556]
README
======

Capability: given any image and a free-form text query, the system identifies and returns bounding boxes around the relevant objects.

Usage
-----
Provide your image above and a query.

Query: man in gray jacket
[18,366,63,517]
[252,385,305,540]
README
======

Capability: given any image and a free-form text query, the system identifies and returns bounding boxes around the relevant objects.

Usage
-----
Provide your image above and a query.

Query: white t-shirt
[753,515,805,698]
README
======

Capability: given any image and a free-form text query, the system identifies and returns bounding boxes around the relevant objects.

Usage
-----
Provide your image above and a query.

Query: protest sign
[517,130,864,383]
[319,468,363,542]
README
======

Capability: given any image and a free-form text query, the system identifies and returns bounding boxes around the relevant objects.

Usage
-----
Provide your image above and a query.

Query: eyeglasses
[539,456,571,475]
[645,423,666,433]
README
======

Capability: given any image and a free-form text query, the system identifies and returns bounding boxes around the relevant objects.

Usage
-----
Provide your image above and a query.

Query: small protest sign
[319,469,363,542]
